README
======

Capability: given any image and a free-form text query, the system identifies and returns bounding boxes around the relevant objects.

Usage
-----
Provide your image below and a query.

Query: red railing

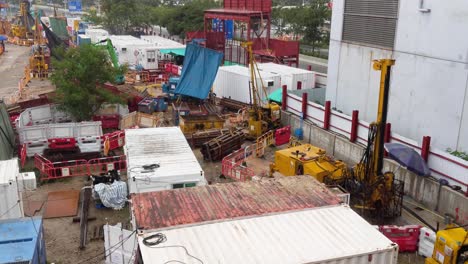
[285,92,468,193]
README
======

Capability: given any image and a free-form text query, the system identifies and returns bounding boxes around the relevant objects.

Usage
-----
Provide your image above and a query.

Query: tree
[50,45,125,121]
[300,1,330,52]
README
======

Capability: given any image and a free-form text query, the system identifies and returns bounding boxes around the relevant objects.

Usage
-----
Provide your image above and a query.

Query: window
[342,0,399,48]
[172,182,197,189]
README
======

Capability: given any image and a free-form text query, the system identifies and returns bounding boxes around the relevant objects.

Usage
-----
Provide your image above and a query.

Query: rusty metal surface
[43,190,80,219]
[132,176,341,231]
[23,201,43,217]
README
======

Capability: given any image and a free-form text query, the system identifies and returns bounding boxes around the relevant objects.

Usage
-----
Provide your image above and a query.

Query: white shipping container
[108,35,158,70]
[258,62,317,90]
[138,204,398,264]
[0,159,24,220]
[213,65,281,104]
[125,127,206,194]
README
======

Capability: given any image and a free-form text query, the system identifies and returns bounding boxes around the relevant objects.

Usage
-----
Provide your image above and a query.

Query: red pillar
[421,136,431,162]
[307,65,312,71]
[301,93,308,118]
[297,81,302,90]
[384,123,392,156]
[281,85,288,111]
[350,110,359,143]
[324,101,331,130]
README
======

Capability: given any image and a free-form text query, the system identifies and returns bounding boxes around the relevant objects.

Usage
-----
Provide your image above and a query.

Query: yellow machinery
[28,14,49,78]
[426,225,468,264]
[272,143,347,183]
[10,0,34,44]
[270,59,403,218]
[348,59,404,218]
[241,41,281,138]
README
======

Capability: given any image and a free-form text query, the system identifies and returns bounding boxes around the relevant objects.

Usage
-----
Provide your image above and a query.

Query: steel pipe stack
[220,98,250,111]
[201,130,245,161]
[188,129,231,148]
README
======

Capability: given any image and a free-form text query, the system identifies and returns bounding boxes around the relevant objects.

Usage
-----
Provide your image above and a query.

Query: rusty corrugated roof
[132,176,341,230]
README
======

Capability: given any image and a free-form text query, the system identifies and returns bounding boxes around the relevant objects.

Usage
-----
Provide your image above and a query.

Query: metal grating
[343,0,399,48]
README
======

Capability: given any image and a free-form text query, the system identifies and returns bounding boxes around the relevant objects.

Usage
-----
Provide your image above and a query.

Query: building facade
[327,0,468,152]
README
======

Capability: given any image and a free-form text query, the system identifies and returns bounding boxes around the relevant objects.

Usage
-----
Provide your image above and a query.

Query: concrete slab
[333,136,365,164]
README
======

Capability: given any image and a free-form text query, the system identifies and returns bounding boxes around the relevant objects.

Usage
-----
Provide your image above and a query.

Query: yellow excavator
[270,59,404,218]
[241,41,281,138]
[28,14,49,78]
[10,0,34,45]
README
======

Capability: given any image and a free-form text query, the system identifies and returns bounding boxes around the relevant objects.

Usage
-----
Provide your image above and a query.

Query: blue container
[153,97,168,112]
[0,217,46,264]
[294,128,304,140]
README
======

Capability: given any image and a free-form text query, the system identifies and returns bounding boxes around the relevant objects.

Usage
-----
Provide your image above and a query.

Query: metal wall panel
[343,0,399,48]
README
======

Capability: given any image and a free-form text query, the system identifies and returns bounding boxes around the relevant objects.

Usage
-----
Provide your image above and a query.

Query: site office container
[125,127,206,194]
[108,35,159,70]
[0,217,46,264]
[258,62,317,90]
[140,35,185,60]
[0,159,24,221]
[213,65,281,105]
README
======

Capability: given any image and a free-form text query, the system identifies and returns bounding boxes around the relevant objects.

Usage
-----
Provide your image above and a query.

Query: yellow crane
[240,41,280,138]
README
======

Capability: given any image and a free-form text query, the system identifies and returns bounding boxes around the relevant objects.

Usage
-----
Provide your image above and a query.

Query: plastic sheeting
[174,44,223,99]
[94,181,127,210]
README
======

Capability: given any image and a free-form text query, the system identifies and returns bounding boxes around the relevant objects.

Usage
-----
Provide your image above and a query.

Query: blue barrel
[294,128,304,140]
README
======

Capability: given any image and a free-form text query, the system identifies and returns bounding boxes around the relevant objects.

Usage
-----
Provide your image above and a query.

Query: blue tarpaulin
[174,44,223,99]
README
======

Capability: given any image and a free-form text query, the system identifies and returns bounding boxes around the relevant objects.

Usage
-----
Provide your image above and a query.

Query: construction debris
[79,187,92,249]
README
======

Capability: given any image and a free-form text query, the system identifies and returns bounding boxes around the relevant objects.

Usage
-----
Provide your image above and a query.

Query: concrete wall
[282,111,468,225]
[327,0,468,152]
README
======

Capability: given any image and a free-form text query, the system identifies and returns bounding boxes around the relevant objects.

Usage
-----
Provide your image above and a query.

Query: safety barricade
[103,130,125,156]
[256,130,274,158]
[379,225,421,252]
[275,126,291,146]
[48,138,77,149]
[418,227,436,258]
[35,154,126,180]
[221,145,256,182]
[93,114,120,129]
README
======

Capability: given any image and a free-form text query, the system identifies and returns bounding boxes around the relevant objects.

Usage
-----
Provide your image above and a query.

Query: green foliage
[50,45,125,122]
[446,148,468,161]
[272,1,331,51]
[82,9,103,25]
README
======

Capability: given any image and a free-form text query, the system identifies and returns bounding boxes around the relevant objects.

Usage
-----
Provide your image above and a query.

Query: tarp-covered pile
[94,181,127,210]
[174,44,223,99]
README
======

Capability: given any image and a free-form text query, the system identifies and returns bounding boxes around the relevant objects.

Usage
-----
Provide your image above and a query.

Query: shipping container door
[146,50,157,69]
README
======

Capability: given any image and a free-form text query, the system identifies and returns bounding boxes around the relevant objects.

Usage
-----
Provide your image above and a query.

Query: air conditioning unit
[18,172,37,191]
[264,80,275,87]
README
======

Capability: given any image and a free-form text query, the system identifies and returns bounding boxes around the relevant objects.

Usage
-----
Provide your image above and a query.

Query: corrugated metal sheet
[0,101,15,160]
[0,158,23,220]
[213,65,281,104]
[342,0,399,48]
[138,205,398,264]
[0,217,46,264]
[125,127,205,194]
[258,62,317,90]
[132,176,340,230]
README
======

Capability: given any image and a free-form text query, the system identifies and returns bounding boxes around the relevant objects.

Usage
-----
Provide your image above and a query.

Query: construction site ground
[1,42,429,263]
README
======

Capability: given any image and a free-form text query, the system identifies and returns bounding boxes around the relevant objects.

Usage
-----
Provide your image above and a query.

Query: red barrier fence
[221,146,256,182]
[35,154,126,180]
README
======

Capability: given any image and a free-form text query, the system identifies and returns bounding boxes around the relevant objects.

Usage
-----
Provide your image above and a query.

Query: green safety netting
[159,48,186,56]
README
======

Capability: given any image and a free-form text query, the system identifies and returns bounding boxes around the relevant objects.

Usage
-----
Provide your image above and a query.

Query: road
[299,54,328,74]
[0,43,30,101]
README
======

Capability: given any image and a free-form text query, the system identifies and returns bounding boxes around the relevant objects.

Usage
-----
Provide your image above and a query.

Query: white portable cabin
[84,28,109,44]
[140,35,185,60]
[257,62,317,90]
[125,127,206,194]
[107,35,158,70]
[0,159,24,220]
[213,65,281,105]
[138,204,398,264]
